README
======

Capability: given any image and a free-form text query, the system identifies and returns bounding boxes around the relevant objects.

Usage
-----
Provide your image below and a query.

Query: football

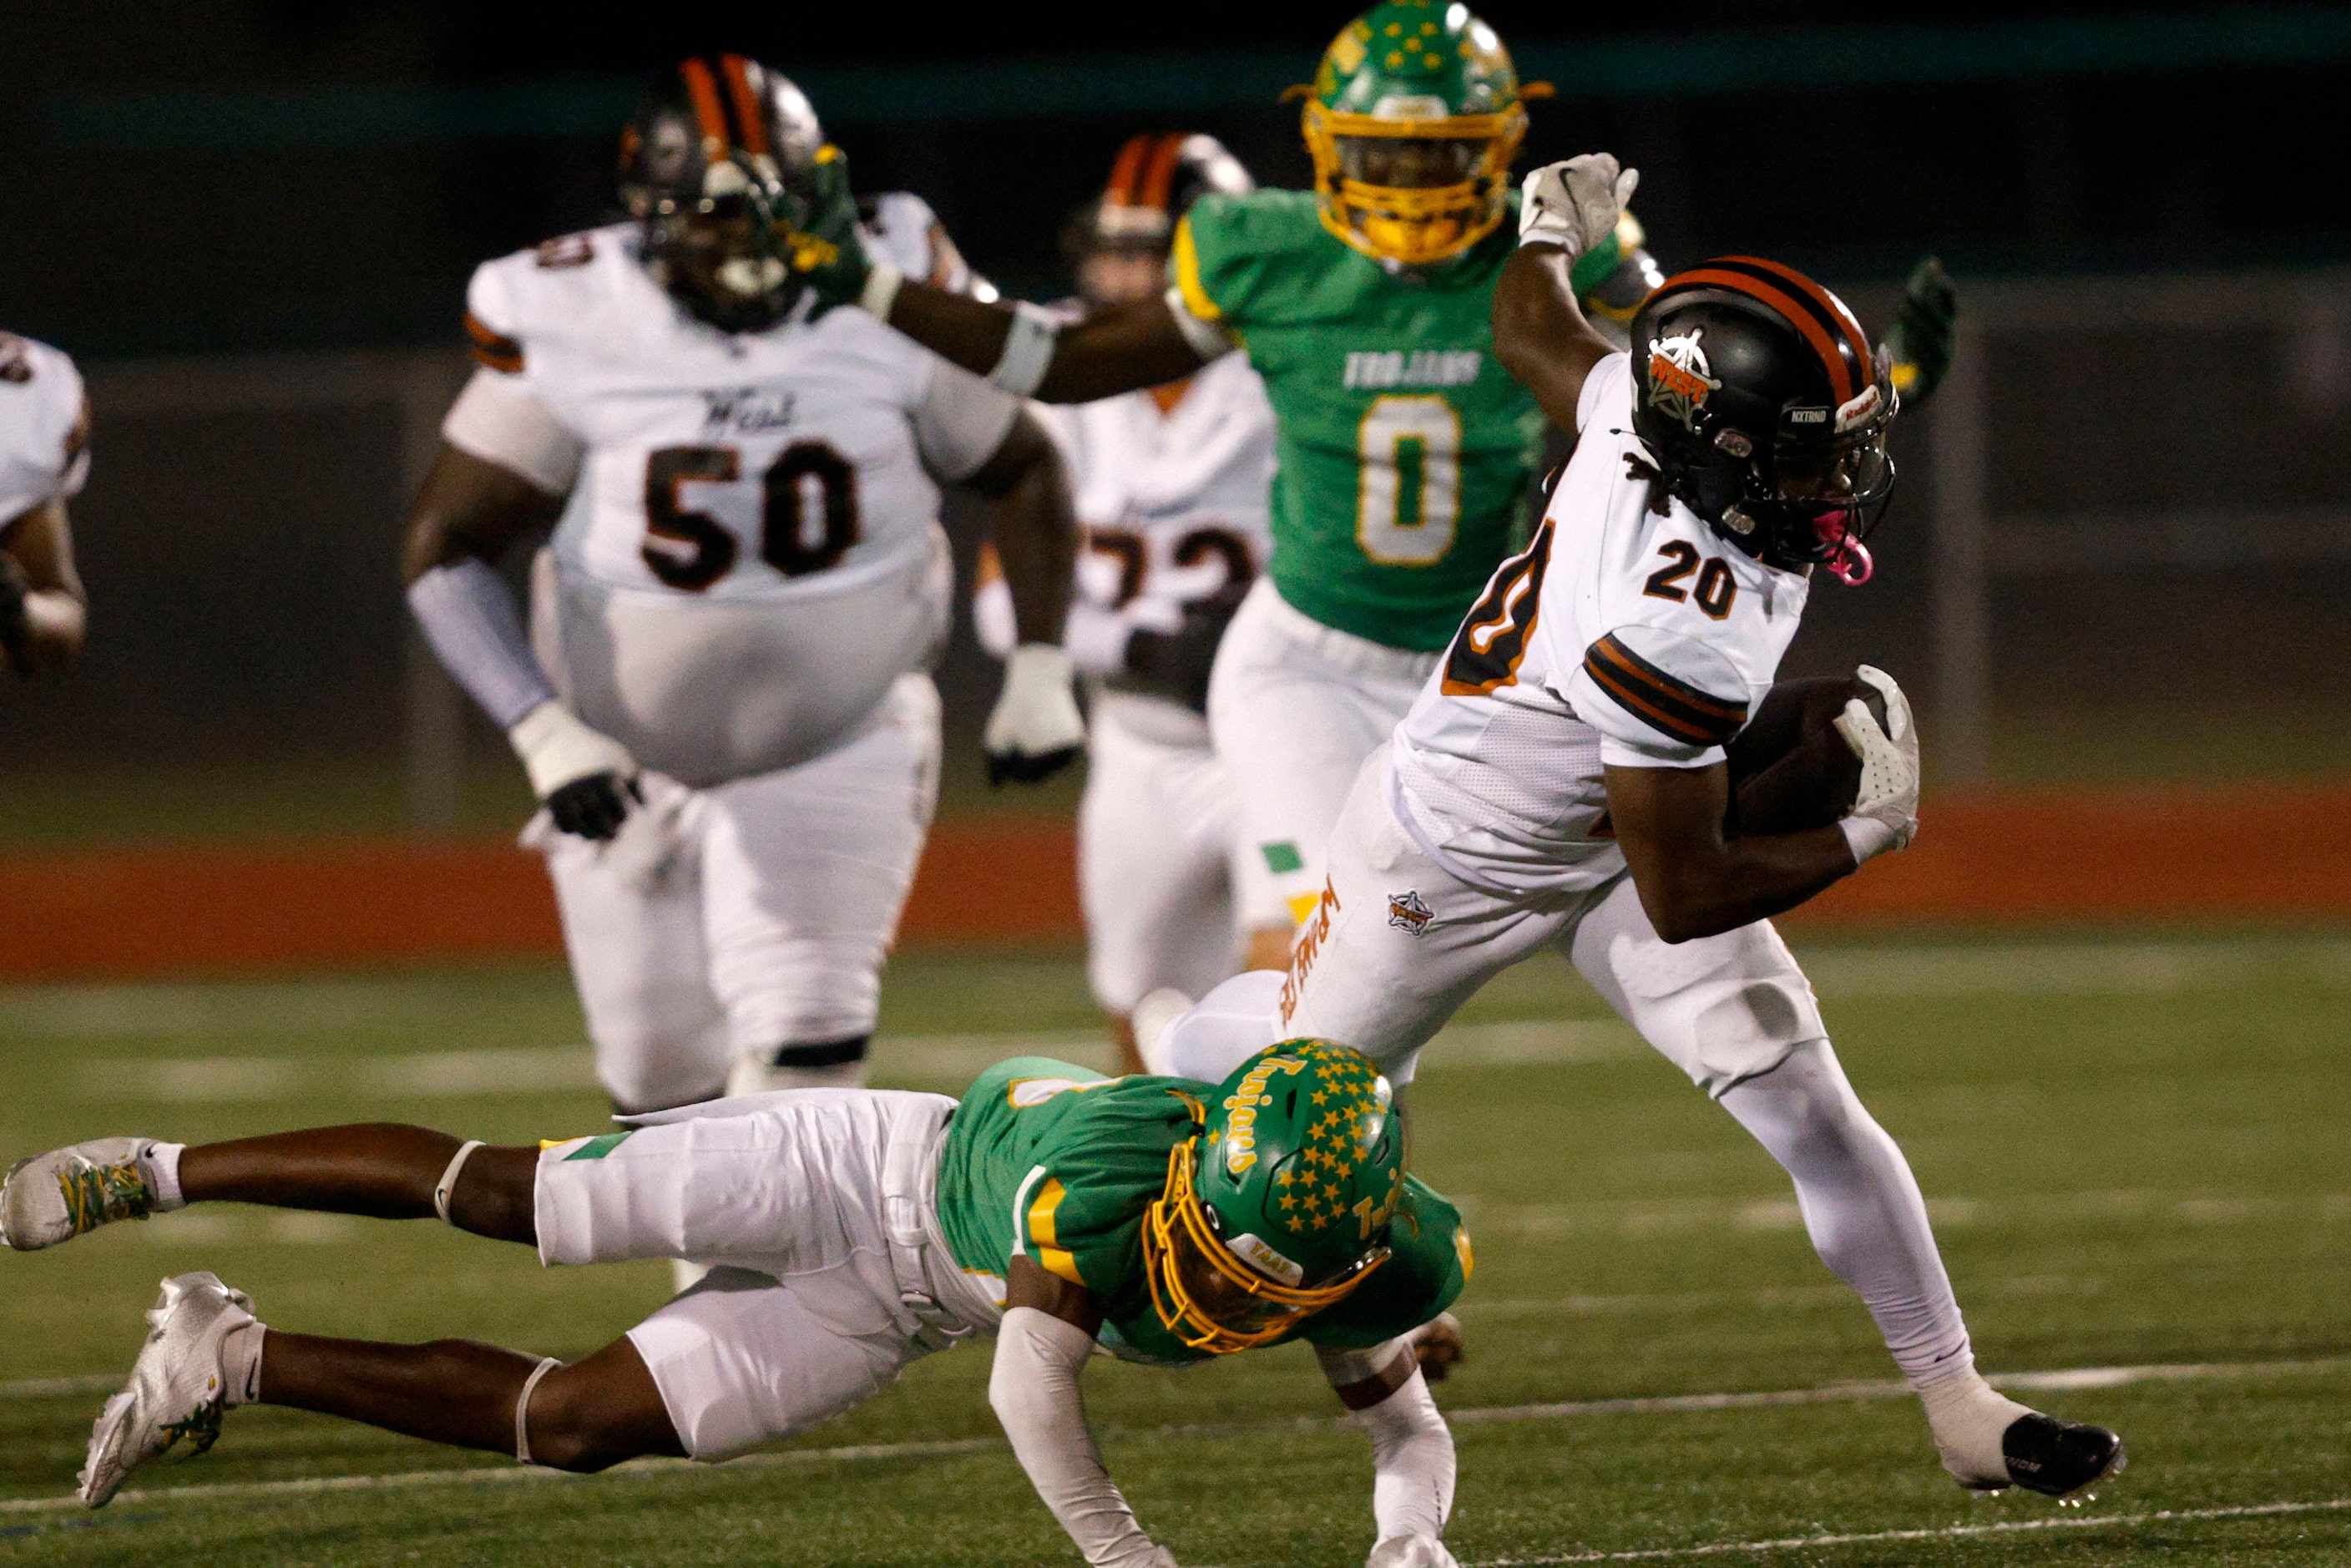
[1725,672,1889,837]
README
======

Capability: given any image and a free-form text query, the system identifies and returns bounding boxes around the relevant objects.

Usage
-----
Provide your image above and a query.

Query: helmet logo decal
[1387,890,1433,934]
[1834,382,1884,433]
[1221,1054,1307,1175]
[1646,327,1721,432]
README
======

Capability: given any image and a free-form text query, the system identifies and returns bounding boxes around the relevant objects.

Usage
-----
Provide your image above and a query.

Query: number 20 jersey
[454,220,1019,785]
[1388,352,1813,894]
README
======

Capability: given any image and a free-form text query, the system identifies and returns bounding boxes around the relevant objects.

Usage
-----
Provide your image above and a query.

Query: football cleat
[3,1138,175,1251]
[80,1272,263,1508]
[1974,1412,2126,1499]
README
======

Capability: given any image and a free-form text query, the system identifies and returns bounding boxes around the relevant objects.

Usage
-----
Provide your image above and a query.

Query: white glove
[508,699,640,841]
[984,643,1085,785]
[1832,665,1920,862]
[1518,154,1639,259]
[1367,1534,1460,1568]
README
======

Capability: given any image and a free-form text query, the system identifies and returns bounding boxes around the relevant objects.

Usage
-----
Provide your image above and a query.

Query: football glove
[0,553,31,675]
[1367,1535,1460,1568]
[1518,154,1638,262]
[508,700,640,842]
[1830,665,1919,862]
[1123,579,1248,714]
[783,146,874,317]
[1883,256,1957,407]
[984,644,1085,785]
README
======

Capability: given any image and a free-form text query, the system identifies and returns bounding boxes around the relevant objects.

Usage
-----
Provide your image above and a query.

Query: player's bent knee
[525,1362,676,1474]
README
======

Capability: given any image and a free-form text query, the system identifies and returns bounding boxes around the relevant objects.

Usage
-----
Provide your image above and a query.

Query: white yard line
[2,1355,2340,1513]
[1465,1497,2351,1564]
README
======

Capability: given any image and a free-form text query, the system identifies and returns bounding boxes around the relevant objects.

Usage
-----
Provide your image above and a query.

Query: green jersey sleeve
[1302,1176,1471,1350]
[1172,189,1345,332]
[934,1059,1205,1296]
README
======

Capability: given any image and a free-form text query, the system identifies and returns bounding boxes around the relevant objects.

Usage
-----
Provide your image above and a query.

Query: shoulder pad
[1174,190,1327,325]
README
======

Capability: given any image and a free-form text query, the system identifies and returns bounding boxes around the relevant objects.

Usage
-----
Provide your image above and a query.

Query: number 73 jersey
[1389,352,1813,893]
[1172,190,1548,654]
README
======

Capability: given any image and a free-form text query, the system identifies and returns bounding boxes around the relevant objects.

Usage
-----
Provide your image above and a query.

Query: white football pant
[541,673,940,1113]
[1161,746,1979,1390]
[1207,579,1437,933]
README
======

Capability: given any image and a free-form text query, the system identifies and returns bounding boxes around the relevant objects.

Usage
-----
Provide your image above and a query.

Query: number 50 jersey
[447,218,1021,787]
[1389,352,1813,893]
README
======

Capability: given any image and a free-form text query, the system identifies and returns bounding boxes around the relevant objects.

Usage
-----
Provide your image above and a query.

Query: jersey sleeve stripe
[463,311,523,374]
[1583,634,1747,746]
[1170,217,1224,322]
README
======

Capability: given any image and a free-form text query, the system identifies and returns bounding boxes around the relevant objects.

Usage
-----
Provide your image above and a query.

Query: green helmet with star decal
[1143,1040,1404,1353]
[1301,0,1542,268]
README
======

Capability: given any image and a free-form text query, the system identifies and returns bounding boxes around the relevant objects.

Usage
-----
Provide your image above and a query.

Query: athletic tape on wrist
[988,301,1060,397]
[433,1140,484,1226]
[860,261,904,321]
[514,1355,561,1464]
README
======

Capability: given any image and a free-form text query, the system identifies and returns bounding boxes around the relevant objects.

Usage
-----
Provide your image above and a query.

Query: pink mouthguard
[1814,512,1873,586]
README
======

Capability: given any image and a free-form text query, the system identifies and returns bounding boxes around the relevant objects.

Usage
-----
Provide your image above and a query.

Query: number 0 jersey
[1390,352,1813,893]
[1171,189,1546,655]
[0,333,89,524]
[934,1057,1469,1366]
[445,210,1021,785]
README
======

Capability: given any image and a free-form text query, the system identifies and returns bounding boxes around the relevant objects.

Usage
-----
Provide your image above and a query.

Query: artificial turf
[1,933,2345,1565]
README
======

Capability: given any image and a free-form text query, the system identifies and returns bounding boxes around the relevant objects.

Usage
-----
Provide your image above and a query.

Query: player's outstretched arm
[887,282,1209,404]
[963,411,1086,784]
[1317,1340,1460,1568]
[993,1257,1184,1568]
[1494,154,1639,430]
[0,497,87,674]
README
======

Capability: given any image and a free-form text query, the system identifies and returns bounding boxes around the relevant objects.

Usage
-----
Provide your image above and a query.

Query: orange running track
[1,785,2345,982]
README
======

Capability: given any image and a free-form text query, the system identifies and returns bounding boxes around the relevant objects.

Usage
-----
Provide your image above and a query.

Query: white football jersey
[974,351,1273,741]
[1389,352,1812,893]
[0,333,89,523]
[444,215,1017,784]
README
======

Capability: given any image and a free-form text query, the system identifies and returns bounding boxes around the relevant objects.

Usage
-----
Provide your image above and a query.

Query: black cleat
[1970,1412,2126,1497]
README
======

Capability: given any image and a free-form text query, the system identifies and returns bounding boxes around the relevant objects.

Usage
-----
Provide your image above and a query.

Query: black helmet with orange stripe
[1630,256,1898,584]
[619,55,829,333]
[1065,133,1254,309]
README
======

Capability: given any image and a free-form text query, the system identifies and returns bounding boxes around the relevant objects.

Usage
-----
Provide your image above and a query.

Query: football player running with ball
[7,1042,1474,1568]
[971,133,1278,1073]
[1155,245,2126,1497]
[404,57,1083,1118]
[0,331,91,675]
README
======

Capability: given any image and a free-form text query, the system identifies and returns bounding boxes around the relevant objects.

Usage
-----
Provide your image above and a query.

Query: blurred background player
[1157,231,2124,1500]
[973,132,1277,1072]
[0,331,91,676]
[797,3,1956,978]
[402,56,1082,1124]
[13,1041,1473,1568]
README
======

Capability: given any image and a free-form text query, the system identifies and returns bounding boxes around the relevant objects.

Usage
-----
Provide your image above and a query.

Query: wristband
[859,260,905,322]
[988,301,1061,397]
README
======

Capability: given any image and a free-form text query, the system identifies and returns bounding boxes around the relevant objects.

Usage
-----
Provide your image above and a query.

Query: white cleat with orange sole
[80,1272,265,1508]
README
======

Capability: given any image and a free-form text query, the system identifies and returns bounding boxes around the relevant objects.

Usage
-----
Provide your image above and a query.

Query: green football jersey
[1174,188,1548,653]
[935,1056,1471,1366]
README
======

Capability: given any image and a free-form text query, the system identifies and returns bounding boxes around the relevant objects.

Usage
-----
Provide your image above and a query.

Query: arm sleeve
[989,1308,1171,1568]
[441,370,583,496]
[1345,1360,1456,1545]
[406,558,557,728]
[1565,622,1752,770]
[912,356,1024,482]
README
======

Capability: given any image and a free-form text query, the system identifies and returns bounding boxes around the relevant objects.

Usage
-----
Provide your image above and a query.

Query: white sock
[142,1141,188,1211]
[225,1321,267,1407]
[1919,1368,2032,1485]
[1717,1043,1976,1383]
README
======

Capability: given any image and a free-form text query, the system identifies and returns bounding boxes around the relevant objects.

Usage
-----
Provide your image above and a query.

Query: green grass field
[2,934,2347,1565]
